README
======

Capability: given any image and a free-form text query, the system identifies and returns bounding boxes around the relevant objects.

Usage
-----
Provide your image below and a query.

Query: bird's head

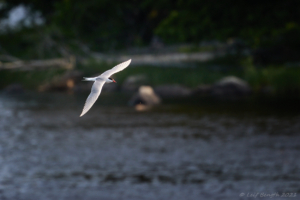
[108,77,116,83]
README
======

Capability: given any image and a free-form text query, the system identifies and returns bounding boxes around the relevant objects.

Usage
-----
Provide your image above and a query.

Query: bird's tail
[82,77,96,81]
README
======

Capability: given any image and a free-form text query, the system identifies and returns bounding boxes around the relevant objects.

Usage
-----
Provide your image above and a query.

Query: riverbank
[1,50,300,99]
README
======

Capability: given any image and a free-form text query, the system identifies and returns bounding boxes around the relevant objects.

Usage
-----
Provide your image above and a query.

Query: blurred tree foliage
[155,0,300,46]
[0,0,173,58]
[0,0,299,59]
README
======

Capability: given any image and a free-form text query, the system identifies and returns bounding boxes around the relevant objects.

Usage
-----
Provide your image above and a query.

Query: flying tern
[80,59,131,117]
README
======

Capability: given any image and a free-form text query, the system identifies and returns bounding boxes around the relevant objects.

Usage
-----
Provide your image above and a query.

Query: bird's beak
[113,79,117,83]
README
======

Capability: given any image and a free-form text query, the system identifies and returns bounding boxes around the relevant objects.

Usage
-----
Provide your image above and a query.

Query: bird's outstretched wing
[80,80,105,117]
[100,59,131,78]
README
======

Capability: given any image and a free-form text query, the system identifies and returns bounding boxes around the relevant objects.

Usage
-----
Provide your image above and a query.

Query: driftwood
[91,52,226,67]
[0,56,75,71]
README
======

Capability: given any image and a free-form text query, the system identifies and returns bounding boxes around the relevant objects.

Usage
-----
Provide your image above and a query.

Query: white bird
[80,59,131,117]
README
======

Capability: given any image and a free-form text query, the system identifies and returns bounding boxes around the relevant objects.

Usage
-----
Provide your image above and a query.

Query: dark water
[0,92,300,200]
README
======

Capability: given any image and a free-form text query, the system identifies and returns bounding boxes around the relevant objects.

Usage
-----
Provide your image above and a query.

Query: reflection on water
[0,92,299,200]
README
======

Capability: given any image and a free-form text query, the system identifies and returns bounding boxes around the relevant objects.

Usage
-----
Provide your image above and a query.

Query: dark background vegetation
[1,0,300,54]
[0,0,300,95]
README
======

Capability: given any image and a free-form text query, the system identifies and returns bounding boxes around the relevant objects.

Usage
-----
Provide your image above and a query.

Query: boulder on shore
[129,86,161,106]
[211,76,251,98]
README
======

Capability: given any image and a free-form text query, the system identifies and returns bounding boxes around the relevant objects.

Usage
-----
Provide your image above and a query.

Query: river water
[0,92,299,200]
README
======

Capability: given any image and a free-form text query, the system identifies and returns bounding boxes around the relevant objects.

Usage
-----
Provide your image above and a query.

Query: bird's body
[82,77,114,82]
[80,59,131,117]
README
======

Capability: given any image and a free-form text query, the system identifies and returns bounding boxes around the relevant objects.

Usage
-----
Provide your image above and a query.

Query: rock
[154,84,192,98]
[39,70,83,92]
[129,86,161,106]
[192,85,212,96]
[3,83,24,94]
[211,76,251,98]
[122,74,147,92]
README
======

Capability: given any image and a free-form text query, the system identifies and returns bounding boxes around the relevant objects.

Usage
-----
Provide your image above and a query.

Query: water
[0,92,299,200]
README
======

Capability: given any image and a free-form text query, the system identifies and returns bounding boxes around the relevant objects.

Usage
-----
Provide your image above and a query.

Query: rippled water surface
[0,92,299,200]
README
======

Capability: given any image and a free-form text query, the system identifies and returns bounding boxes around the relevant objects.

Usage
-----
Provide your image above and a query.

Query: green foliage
[76,58,111,76]
[0,0,176,55]
[0,68,65,89]
[1,0,300,56]
[0,25,67,59]
[155,0,300,47]
[244,65,300,94]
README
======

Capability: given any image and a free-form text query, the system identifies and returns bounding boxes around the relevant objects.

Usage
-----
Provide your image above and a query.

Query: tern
[80,59,131,117]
